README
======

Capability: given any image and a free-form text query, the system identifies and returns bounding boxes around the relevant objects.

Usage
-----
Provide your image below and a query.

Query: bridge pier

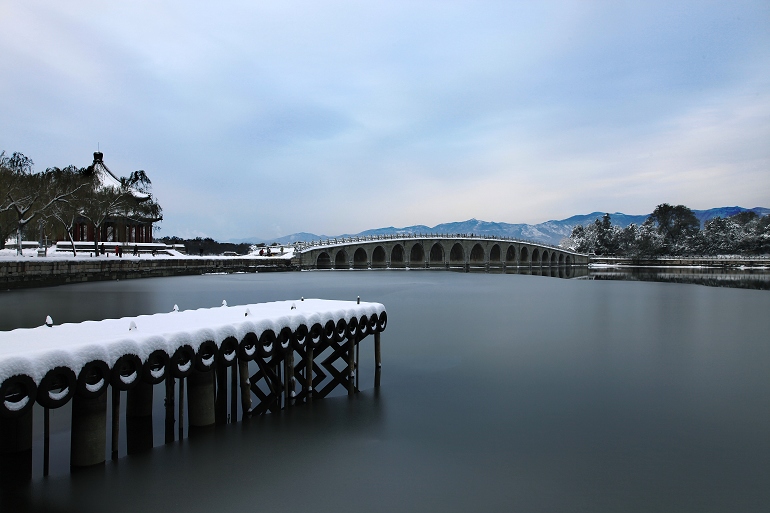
[347,336,356,396]
[71,391,107,468]
[284,350,295,406]
[187,369,215,435]
[304,346,314,402]
[374,332,382,388]
[126,381,154,454]
[0,410,33,482]
[238,360,251,420]
[0,299,387,479]
[165,376,175,443]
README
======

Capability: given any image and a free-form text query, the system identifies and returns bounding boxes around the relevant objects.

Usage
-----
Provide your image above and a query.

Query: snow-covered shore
[0,245,295,262]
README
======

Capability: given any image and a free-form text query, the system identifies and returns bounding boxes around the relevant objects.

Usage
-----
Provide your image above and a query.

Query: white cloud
[1,1,768,239]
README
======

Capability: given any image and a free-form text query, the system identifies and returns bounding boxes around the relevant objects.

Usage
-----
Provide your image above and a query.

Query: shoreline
[589,256,770,269]
[3,253,769,290]
[0,257,296,290]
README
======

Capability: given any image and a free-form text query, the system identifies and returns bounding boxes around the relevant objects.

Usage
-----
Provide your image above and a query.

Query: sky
[1,1,768,241]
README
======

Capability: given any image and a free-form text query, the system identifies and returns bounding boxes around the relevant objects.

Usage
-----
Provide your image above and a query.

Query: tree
[647,204,700,255]
[1,152,90,254]
[0,152,21,249]
[45,166,91,255]
[635,219,665,256]
[594,213,620,255]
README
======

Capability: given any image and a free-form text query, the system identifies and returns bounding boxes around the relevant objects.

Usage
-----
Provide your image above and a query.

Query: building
[70,152,158,244]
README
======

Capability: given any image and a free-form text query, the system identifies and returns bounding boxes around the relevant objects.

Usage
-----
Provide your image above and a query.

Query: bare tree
[45,166,91,255]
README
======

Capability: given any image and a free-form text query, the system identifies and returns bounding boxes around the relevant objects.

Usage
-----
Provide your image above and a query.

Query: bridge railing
[292,233,578,255]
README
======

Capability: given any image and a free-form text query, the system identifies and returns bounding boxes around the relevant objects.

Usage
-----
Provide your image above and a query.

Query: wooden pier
[0,299,386,481]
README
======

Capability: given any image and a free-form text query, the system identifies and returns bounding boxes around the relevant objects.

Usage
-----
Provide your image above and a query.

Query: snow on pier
[0,299,386,416]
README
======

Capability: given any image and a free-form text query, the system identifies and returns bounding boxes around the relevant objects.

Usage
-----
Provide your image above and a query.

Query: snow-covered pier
[0,299,386,480]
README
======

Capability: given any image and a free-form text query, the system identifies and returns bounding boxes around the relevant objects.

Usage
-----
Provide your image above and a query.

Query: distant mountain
[229,206,769,247]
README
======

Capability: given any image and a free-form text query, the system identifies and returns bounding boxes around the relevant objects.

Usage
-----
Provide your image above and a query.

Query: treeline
[158,236,255,256]
[1,151,162,254]
[562,203,770,256]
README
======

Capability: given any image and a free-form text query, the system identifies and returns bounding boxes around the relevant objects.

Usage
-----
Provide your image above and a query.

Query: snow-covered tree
[45,166,91,255]
[1,152,86,255]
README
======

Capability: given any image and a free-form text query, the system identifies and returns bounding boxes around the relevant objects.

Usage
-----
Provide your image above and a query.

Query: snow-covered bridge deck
[0,299,387,479]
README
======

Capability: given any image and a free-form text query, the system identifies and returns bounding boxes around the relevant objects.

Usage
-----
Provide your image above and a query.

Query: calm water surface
[1,271,768,512]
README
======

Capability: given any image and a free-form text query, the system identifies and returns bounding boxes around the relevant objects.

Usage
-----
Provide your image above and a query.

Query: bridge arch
[505,245,516,263]
[316,252,331,270]
[409,243,425,267]
[429,243,444,265]
[334,249,349,269]
[531,248,539,266]
[551,253,557,266]
[391,244,405,268]
[489,244,501,263]
[542,250,549,267]
[353,248,368,269]
[449,243,464,264]
[470,243,484,263]
[565,255,571,266]
[372,246,387,268]
[559,254,564,266]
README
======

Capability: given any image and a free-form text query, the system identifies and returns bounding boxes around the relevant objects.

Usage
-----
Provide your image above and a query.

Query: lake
[1,270,768,512]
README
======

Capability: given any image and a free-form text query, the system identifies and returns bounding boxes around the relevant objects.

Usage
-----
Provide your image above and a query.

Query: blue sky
[1,1,768,240]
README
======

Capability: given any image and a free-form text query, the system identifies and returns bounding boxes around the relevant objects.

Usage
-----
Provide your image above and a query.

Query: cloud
[1,1,768,239]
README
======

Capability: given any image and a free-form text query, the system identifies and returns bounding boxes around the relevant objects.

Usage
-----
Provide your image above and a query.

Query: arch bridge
[294,235,589,272]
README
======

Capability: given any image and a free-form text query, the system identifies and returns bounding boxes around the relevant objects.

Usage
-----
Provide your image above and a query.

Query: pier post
[305,347,314,402]
[111,387,120,460]
[374,332,382,388]
[165,376,175,444]
[284,350,295,406]
[347,336,355,396]
[238,360,251,420]
[71,391,107,468]
[187,369,215,434]
[44,407,50,476]
[215,361,228,425]
[0,410,33,482]
[178,378,185,440]
[230,363,237,423]
[355,338,360,391]
[126,381,153,454]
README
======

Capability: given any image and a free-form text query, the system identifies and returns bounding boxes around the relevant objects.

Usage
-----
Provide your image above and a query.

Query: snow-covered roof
[92,151,150,200]
[0,299,386,386]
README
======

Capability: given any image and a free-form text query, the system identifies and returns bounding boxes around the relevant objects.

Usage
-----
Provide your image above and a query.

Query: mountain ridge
[230,206,770,246]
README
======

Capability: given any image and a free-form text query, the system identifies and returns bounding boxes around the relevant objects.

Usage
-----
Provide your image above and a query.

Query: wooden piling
[164,376,175,444]
[71,391,107,468]
[347,336,355,396]
[304,347,314,402]
[187,369,215,434]
[0,410,33,482]
[126,381,153,454]
[374,332,382,388]
[284,350,295,407]
[44,407,50,476]
[238,360,252,420]
[230,362,237,423]
[355,338,360,391]
[111,387,120,460]
[178,377,185,440]
[215,361,228,425]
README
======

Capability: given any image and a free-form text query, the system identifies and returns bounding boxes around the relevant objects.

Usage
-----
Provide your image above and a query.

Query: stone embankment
[0,258,296,289]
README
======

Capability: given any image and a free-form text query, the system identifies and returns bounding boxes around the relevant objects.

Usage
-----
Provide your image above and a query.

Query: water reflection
[588,266,770,290]
[1,272,769,512]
